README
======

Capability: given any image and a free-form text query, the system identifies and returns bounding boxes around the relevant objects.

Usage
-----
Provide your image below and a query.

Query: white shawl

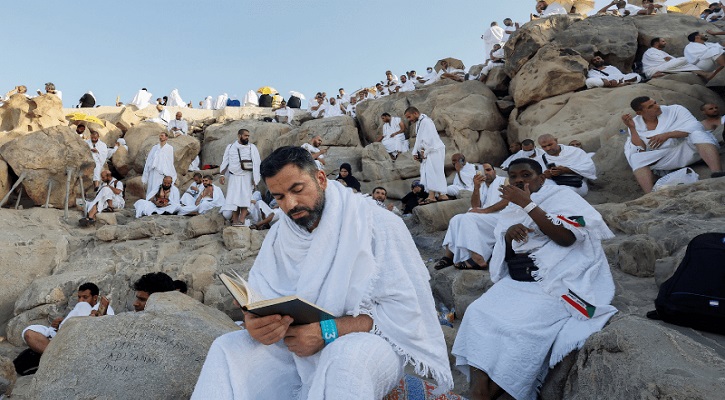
[684,42,724,68]
[625,105,703,170]
[220,142,261,185]
[167,89,186,107]
[243,90,259,106]
[130,89,153,109]
[542,145,597,180]
[202,96,213,110]
[142,143,177,184]
[248,181,453,390]
[489,184,617,366]
[214,93,228,110]
[411,114,444,153]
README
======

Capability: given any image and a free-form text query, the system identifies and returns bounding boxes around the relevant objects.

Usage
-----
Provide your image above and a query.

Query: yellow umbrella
[66,112,87,121]
[82,116,105,126]
[668,6,683,12]
[673,0,710,16]
[628,0,666,6]
[257,86,277,95]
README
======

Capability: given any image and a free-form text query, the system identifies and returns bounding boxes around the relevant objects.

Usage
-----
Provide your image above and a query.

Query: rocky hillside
[1,12,725,400]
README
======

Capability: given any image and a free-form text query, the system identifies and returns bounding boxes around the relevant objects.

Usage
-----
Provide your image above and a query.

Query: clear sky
[1,0,674,108]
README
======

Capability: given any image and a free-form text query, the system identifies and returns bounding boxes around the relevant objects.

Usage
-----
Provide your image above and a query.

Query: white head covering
[202,96,213,110]
[214,93,228,110]
[167,89,187,107]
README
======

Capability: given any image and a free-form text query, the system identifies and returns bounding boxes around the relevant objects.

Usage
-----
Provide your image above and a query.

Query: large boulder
[551,15,638,72]
[0,355,15,396]
[99,106,142,133]
[542,315,725,399]
[25,292,239,400]
[0,94,65,139]
[504,14,581,77]
[633,14,724,59]
[413,198,471,233]
[509,45,588,108]
[202,120,292,166]
[360,143,420,185]
[281,116,361,148]
[0,125,94,206]
[356,81,508,167]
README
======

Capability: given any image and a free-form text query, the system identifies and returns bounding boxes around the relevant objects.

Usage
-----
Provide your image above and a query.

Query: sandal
[454,259,488,271]
[434,256,454,270]
[421,198,437,205]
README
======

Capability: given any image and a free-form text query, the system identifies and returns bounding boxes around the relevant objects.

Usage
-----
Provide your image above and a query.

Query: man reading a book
[193,146,452,399]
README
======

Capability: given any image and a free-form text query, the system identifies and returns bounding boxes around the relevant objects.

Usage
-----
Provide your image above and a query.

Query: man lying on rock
[436,162,507,271]
[23,282,114,354]
[622,96,724,193]
[192,146,452,399]
[452,158,617,400]
[585,54,641,89]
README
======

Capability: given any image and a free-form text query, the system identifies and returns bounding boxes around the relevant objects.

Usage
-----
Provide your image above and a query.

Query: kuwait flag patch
[557,215,585,227]
[562,290,596,319]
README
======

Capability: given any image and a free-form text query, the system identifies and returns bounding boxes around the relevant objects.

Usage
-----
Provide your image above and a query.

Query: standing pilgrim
[406,106,448,203]
[220,129,261,226]
[482,22,505,61]
[142,132,177,201]
[86,130,108,191]
[130,88,153,109]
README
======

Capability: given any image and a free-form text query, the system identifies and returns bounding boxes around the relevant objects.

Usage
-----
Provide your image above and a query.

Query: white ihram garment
[412,114,447,193]
[642,47,700,78]
[86,179,125,214]
[501,148,547,170]
[192,181,452,399]
[23,302,115,344]
[323,103,343,118]
[167,118,188,135]
[142,143,176,200]
[483,25,505,60]
[381,117,407,154]
[586,65,641,88]
[301,143,325,170]
[202,96,213,110]
[134,186,180,218]
[684,41,725,72]
[221,142,260,211]
[452,185,617,400]
[446,162,476,197]
[542,145,597,197]
[624,105,720,171]
[167,89,186,107]
[179,184,225,216]
[86,139,108,182]
[442,175,505,263]
[130,89,153,109]
[214,93,228,110]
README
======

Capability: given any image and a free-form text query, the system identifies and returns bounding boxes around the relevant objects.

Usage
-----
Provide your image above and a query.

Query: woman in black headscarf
[336,163,361,193]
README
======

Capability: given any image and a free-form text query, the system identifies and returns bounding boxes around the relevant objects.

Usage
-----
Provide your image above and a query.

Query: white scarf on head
[249,180,453,391]
[542,145,597,180]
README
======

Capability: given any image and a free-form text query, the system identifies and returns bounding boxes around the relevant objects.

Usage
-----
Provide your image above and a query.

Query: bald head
[311,135,323,147]
[537,134,561,156]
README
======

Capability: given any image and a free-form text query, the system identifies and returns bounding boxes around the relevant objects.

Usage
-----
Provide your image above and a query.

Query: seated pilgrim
[436,162,507,271]
[537,134,597,197]
[622,96,723,193]
[452,158,617,400]
[248,191,282,230]
[134,176,181,218]
[178,174,225,216]
[642,37,708,79]
[684,31,725,79]
[273,100,294,124]
[168,112,188,136]
[23,282,114,354]
[401,180,429,215]
[586,54,641,89]
[475,44,506,82]
[377,112,408,159]
[191,146,452,399]
[322,97,344,118]
[501,139,546,171]
[371,186,402,216]
[446,153,476,197]
[335,163,361,193]
[85,170,125,223]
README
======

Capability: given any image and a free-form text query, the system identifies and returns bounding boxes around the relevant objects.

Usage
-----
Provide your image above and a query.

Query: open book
[220,271,335,325]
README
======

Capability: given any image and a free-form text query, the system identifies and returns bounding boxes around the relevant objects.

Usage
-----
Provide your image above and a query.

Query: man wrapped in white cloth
[446,153,476,197]
[86,130,108,190]
[23,282,114,354]
[180,173,203,208]
[147,104,172,127]
[247,190,281,229]
[274,100,295,124]
[407,106,449,203]
[322,98,344,118]
[378,113,407,159]
[301,136,327,170]
[537,134,597,197]
[684,31,725,76]
[142,131,177,200]
[214,93,228,110]
[134,176,181,217]
[393,74,416,93]
[167,88,187,107]
[622,97,723,193]
[130,88,152,109]
[435,162,507,271]
[168,111,188,136]
[482,22,504,62]
[535,0,567,17]
[192,146,453,400]
[219,129,261,226]
[86,170,124,222]
[243,90,259,107]
[452,158,617,400]
[179,174,225,216]
[642,37,706,79]
[425,60,465,85]
[201,96,213,109]
[501,139,547,170]
[586,55,641,89]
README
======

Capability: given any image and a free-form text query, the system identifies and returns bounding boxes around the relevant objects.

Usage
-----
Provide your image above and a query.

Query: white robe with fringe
[411,114,447,193]
[142,143,176,200]
[452,184,617,400]
[624,105,720,171]
[192,181,453,399]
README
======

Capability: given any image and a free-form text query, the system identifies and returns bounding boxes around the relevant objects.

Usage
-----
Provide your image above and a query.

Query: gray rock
[0,355,15,395]
[201,120,292,166]
[542,315,725,399]
[26,292,239,400]
[184,210,225,238]
[413,198,471,233]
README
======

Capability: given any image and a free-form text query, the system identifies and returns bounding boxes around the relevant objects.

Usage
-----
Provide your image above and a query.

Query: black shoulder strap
[541,153,548,166]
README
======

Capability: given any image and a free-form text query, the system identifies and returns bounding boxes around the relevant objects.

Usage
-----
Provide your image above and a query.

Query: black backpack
[649,233,725,333]
[287,96,301,109]
[14,348,42,375]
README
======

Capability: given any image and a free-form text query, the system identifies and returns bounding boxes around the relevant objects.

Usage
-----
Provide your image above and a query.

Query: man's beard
[240,139,249,145]
[287,188,325,230]
[161,185,171,191]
